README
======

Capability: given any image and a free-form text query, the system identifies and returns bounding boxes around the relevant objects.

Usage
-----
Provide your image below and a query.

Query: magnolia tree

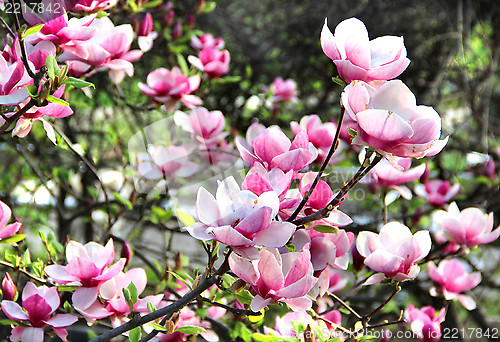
[0,1,499,342]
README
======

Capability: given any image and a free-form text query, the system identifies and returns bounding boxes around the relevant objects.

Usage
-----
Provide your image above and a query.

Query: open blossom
[356,222,431,284]
[428,259,481,310]
[135,13,158,52]
[59,17,143,84]
[342,80,448,163]
[242,163,293,199]
[174,107,228,147]
[291,115,345,164]
[368,158,426,200]
[235,126,318,172]
[44,239,126,315]
[0,200,22,241]
[138,67,201,111]
[186,177,296,257]
[405,304,446,342]
[137,145,200,180]
[270,77,297,103]
[1,282,78,342]
[321,17,410,83]
[191,33,225,50]
[229,248,317,311]
[65,0,119,12]
[0,55,32,106]
[414,179,459,208]
[188,48,230,78]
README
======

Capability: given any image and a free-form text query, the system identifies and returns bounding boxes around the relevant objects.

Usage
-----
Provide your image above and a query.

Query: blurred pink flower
[191,33,225,50]
[321,17,410,83]
[1,282,78,342]
[434,202,499,247]
[138,67,201,111]
[188,48,230,78]
[270,77,297,103]
[135,13,158,52]
[428,259,481,310]
[65,0,119,12]
[174,107,228,147]
[229,248,317,311]
[405,304,446,342]
[341,80,448,164]
[0,200,22,241]
[186,176,295,257]
[137,145,200,180]
[356,222,431,284]
[414,179,459,208]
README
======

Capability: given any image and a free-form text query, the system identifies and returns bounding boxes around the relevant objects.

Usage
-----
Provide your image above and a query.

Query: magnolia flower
[135,13,158,52]
[368,158,427,200]
[342,80,447,163]
[270,77,297,103]
[65,0,118,12]
[174,107,228,147]
[321,17,410,83]
[229,248,317,311]
[235,126,318,172]
[137,145,200,180]
[188,48,230,78]
[191,33,225,50]
[2,273,17,301]
[356,222,431,284]
[0,56,31,106]
[428,259,481,310]
[414,179,459,208]
[44,239,126,315]
[291,115,344,164]
[138,67,201,111]
[434,202,499,247]
[0,200,22,241]
[242,164,293,199]
[1,282,78,342]
[405,304,446,342]
[186,177,296,257]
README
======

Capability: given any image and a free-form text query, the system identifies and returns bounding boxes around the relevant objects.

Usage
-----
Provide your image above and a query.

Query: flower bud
[171,20,182,40]
[120,241,133,267]
[163,10,175,27]
[137,13,154,37]
[421,322,441,342]
[186,13,195,28]
[2,273,17,301]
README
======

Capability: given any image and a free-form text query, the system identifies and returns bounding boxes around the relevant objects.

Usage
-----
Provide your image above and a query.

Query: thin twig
[0,16,16,38]
[199,297,261,316]
[326,291,362,320]
[0,260,48,284]
[0,98,38,134]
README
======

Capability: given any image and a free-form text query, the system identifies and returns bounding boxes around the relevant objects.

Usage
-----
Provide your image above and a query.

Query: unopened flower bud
[2,273,17,301]
[171,20,182,40]
[163,10,175,28]
[186,13,195,28]
[121,241,133,267]
[137,13,154,37]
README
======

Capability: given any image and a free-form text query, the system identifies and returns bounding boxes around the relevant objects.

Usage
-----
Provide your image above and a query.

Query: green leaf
[348,127,358,138]
[142,0,163,8]
[122,287,131,304]
[112,192,133,210]
[21,250,31,266]
[312,225,338,234]
[45,54,60,81]
[175,209,196,227]
[46,95,69,106]
[23,24,43,38]
[25,85,38,98]
[127,282,139,305]
[57,285,79,292]
[146,322,167,331]
[201,1,217,13]
[235,289,254,305]
[63,77,95,89]
[96,11,109,18]
[0,319,20,326]
[175,325,205,334]
[168,271,193,290]
[331,76,347,87]
[0,234,26,244]
[147,301,155,313]
[129,327,141,342]
[231,321,253,342]
[63,301,72,313]
[176,54,189,75]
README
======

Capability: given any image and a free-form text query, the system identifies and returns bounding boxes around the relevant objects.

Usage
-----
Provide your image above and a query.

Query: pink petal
[320,19,341,61]
[250,295,272,312]
[253,221,296,248]
[1,301,29,321]
[72,287,99,311]
[211,225,253,246]
[228,253,259,285]
[44,313,78,328]
[196,187,220,225]
[357,109,414,143]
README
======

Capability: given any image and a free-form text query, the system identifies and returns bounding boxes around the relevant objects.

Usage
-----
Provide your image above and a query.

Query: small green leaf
[46,95,69,106]
[63,301,72,313]
[0,319,20,326]
[175,325,206,334]
[23,24,43,38]
[129,327,141,342]
[348,127,358,138]
[96,11,109,18]
[122,287,131,303]
[45,54,60,81]
[57,285,79,292]
[146,322,167,331]
[21,250,31,265]
[147,301,155,313]
[63,77,95,89]
[235,289,254,305]
[175,209,196,227]
[201,1,216,13]
[112,192,133,210]
[168,271,193,290]
[0,234,26,244]
[25,85,38,98]
[312,225,338,234]
[142,0,163,8]
[176,54,189,75]
[127,282,139,305]
[331,76,347,87]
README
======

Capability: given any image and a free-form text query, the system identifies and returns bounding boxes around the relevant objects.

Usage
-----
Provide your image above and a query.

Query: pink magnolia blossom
[235,126,318,172]
[434,202,499,247]
[186,176,296,257]
[137,145,200,180]
[0,55,31,106]
[138,67,201,111]
[320,17,410,83]
[414,179,459,208]
[292,228,354,271]
[3,38,57,73]
[59,17,143,84]
[428,259,481,310]
[356,222,431,284]
[229,248,318,311]
[1,282,78,342]
[188,48,230,78]
[242,164,293,199]
[291,115,345,164]
[2,273,17,301]
[65,0,119,12]
[135,13,158,52]
[174,107,228,147]
[191,33,225,50]
[368,158,426,200]
[0,200,22,240]
[44,239,126,316]
[342,80,447,163]
[405,304,446,342]
[270,77,297,103]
